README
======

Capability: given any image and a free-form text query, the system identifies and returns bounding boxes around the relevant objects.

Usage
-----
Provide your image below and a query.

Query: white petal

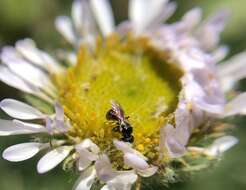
[197,10,229,50]
[2,47,52,90]
[101,185,111,190]
[0,99,44,120]
[72,0,83,34]
[105,172,138,190]
[0,66,53,103]
[73,166,96,190]
[174,101,193,143]
[55,16,76,45]
[113,140,147,160]
[137,166,158,177]
[180,7,202,31]
[79,0,99,38]
[90,0,115,36]
[78,155,92,171]
[39,51,63,73]
[158,2,176,23]
[76,139,100,154]
[129,0,168,32]
[113,140,133,153]
[0,65,38,94]
[15,39,61,72]
[0,119,43,136]
[124,153,149,170]
[205,136,238,156]
[15,39,43,65]
[218,51,246,91]
[95,154,114,182]
[195,98,224,115]
[37,146,72,174]
[3,142,44,162]
[212,45,229,62]
[55,102,64,122]
[224,93,246,116]
[161,124,186,158]
[13,120,47,133]
[77,148,98,171]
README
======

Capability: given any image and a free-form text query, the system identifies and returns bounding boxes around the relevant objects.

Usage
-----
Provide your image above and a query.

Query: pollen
[137,144,145,151]
[55,34,183,162]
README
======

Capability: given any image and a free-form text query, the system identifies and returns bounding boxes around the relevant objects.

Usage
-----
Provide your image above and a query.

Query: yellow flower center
[55,34,183,161]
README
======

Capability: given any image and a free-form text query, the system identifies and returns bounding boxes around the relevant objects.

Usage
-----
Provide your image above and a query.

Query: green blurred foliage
[0,0,245,190]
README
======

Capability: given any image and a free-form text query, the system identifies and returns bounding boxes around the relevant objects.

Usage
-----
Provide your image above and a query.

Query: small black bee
[106,101,134,143]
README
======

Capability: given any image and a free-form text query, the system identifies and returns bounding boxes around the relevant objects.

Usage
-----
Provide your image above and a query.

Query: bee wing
[110,100,125,120]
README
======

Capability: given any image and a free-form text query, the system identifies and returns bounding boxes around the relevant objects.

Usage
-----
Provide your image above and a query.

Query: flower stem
[136,177,142,190]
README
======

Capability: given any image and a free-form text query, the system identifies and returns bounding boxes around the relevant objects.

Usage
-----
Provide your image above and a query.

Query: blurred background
[0,0,245,189]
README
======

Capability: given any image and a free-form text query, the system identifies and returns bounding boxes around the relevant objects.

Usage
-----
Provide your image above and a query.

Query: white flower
[0,0,245,189]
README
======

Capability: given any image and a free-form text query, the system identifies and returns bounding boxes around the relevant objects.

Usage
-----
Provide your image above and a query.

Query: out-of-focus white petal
[212,45,229,62]
[197,10,229,50]
[159,2,177,22]
[205,136,238,157]
[2,142,45,162]
[37,146,72,174]
[2,48,53,91]
[15,39,62,73]
[175,7,202,32]
[0,119,44,136]
[218,51,246,91]
[55,16,76,45]
[73,166,97,190]
[224,93,246,116]
[80,0,98,38]
[129,0,169,33]
[0,66,53,103]
[0,99,44,120]
[72,0,83,33]
[15,39,43,66]
[90,0,115,36]
[0,65,38,94]
[195,98,224,115]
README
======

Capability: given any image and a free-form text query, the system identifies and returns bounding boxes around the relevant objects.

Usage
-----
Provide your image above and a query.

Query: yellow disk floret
[55,34,183,162]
